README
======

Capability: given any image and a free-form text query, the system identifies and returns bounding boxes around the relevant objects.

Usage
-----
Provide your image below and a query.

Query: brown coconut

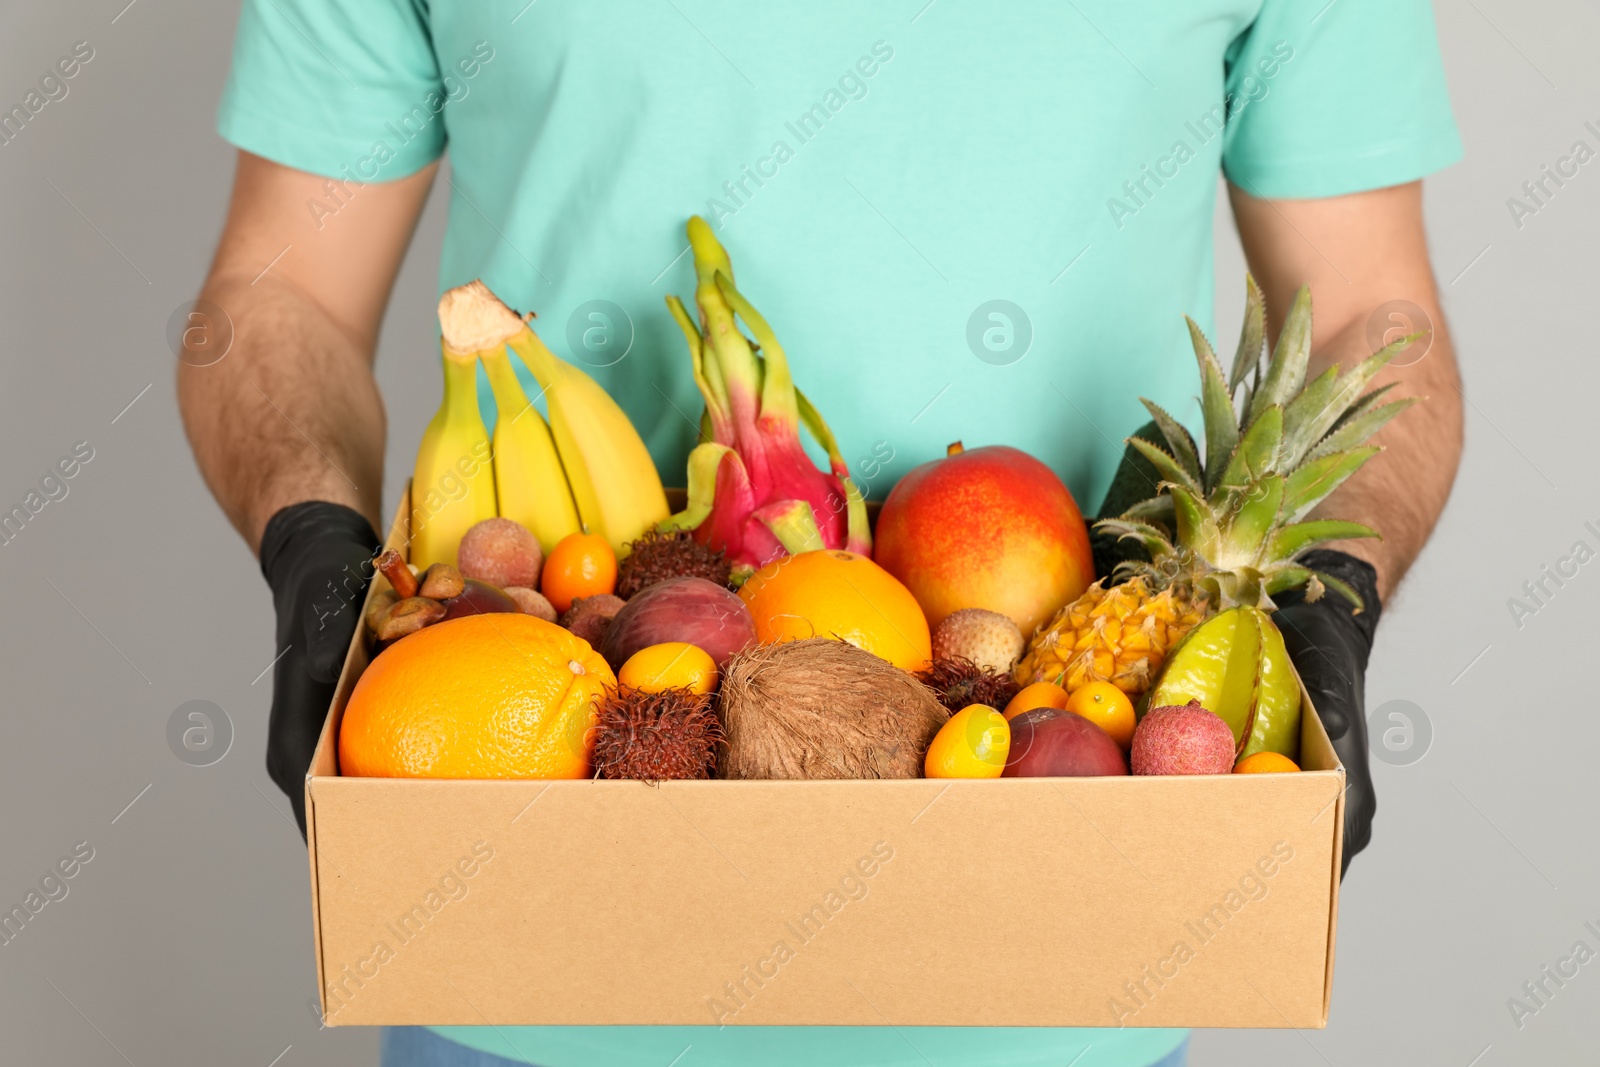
[718,638,950,779]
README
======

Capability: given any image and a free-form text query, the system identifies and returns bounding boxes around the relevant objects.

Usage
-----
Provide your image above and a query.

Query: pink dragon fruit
[661,217,871,581]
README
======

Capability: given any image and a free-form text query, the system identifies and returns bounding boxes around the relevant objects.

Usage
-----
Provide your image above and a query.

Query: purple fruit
[440,578,519,621]
[1003,708,1128,777]
[601,577,755,671]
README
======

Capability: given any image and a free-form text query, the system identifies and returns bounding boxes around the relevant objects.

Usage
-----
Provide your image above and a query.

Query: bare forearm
[177,273,385,553]
[1300,307,1462,599]
[1231,181,1464,601]
[179,152,434,554]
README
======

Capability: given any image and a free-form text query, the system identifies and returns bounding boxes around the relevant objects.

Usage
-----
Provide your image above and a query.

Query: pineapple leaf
[1228,275,1267,390]
[1307,398,1418,462]
[1167,482,1221,560]
[1121,494,1175,527]
[1187,316,1239,492]
[1214,404,1283,500]
[1270,519,1379,559]
[1223,474,1285,564]
[1128,435,1202,498]
[1261,562,1364,612]
[1140,398,1202,485]
[1201,567,1270,613]
[1264,563,1312,595]
[1286,333,1417,462]
[1331,382,1400,428]
[1279,366,1339,464]
[1247,285,1312,425]
[1308,568,1366,612]
[1283,446,1380,521]
[1096,518,1178,561]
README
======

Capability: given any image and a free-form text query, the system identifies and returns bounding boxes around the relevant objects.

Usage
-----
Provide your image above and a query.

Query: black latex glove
[1095,423,1379,878]
[1272,549,1380,879]
[259,501,380,836]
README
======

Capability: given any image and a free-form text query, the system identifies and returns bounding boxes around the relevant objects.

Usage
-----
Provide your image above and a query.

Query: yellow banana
[508,327,669,557]
[478,345,581,554]
[410,339,497,569]
[437,280,668,557]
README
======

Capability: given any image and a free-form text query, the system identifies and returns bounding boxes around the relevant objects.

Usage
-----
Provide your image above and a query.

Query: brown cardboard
[306,488,1343,1028]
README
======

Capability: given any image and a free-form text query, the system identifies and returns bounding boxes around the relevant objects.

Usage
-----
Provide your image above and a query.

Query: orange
[1064,681,1137,750]
[1234,751,1300,774]
[925,704,1010,779]
[541,531,617,614]
[738,549,932,672]
[339,613,614,778]
[618,642,718,696]
[1003,680,1070,721]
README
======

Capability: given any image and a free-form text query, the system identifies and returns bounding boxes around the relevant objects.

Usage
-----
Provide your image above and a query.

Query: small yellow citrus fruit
[617,642,718,696]
[925,704,1010,779]
[1003,680,1070,721]
[1063,681,1137,750]
[1234,751,1300,774]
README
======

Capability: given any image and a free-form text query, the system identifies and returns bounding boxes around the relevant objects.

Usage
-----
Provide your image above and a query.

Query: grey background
[0,1,1593,1064]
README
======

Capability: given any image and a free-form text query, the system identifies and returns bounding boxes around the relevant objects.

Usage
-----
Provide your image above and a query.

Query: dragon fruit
[661,217,871,581]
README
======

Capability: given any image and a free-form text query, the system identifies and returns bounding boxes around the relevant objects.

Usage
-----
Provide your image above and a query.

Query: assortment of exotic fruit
[339,225,1417,784]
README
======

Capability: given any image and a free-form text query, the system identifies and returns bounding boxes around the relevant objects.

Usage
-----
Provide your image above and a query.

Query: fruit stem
[374,549,419,599]
[438,280,526,355]
[439,341,483,421]
[947,442,965,456]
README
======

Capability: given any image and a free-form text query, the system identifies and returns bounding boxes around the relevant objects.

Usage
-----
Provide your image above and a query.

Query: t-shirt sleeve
[1220,0,1462,199]
[217,0,444,180]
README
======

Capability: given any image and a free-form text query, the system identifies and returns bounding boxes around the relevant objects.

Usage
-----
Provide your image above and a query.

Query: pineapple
[1016,276,1418,695]
[1015,577,1208,695]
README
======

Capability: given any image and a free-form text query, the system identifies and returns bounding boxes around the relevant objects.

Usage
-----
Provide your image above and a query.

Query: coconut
[918,656,1021,716]
[718,638,949,779]
[592,686,723,782]
[616,528,733,599]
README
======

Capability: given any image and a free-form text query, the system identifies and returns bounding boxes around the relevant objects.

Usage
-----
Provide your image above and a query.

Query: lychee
[931,608,1025,673]
[457,518,543,589]
[1130,700,1235,775]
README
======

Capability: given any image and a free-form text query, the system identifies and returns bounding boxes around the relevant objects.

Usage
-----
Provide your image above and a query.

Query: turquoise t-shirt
[220,2,1458,1064]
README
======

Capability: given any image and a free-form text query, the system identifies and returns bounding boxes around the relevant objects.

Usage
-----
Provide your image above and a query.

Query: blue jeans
[380,1028,1189,1066]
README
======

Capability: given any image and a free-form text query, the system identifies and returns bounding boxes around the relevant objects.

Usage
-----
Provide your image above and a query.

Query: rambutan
[918,657,1021,716]
[592,686,724,782]
[616,528,733,599]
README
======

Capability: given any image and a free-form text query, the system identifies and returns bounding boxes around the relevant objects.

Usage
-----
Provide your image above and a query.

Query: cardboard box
[306,489,1344,1028]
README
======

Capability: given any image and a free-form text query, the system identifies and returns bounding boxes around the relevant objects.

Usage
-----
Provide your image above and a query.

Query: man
[180,2,1463,1064]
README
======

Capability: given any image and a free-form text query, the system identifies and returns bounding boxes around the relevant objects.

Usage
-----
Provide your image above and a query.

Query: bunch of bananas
[410,280,669,569]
